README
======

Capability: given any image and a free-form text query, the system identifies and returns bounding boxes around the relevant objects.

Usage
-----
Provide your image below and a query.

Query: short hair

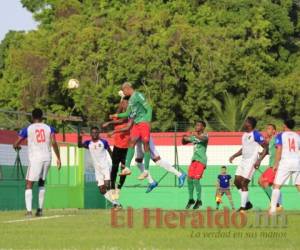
[122,81,132,89]
[123,95,130,100]
[246,116,257,128]
[198,121,206,128]
[267,123,276,130]
[221,165,227,169]
[284,119,295,129]
[32,108,43,119]
[90,126,99,132]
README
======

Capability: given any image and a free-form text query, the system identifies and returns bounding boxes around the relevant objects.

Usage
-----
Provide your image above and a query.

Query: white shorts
[136,137,159,160]
[94,165,110,186]
[26,159,51,182]
[235,158,256,180]
[274,160,300,186]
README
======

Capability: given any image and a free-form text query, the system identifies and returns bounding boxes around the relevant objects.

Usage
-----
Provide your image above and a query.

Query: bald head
[122,81,134,97]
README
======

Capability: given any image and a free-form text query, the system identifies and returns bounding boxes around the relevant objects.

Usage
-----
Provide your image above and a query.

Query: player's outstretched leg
[154,158,186,187]
[100,180,121,209]
[186,177,195,209]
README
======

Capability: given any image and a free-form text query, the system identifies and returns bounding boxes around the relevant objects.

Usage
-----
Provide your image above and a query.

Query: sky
[0,0,38,42]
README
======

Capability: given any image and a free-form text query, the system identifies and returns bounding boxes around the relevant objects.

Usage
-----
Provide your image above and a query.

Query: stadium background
[1,127,299,211]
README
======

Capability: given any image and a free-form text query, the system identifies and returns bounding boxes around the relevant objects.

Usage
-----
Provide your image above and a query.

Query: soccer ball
[67,79,80,89]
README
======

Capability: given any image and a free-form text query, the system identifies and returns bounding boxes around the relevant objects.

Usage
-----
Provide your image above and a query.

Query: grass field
[0,209,299,250]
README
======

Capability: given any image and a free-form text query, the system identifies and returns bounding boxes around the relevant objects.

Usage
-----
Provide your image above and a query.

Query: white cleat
[138,171,149,180]
[119,167,131,176]
[111,189,120,200]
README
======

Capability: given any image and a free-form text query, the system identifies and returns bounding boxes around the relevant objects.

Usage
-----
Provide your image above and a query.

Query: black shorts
[112,146,128,166]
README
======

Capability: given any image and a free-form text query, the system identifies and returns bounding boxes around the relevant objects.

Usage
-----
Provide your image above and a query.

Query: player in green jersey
[258,124,282,209]
[182,121,208,210]
[110,82,152,178]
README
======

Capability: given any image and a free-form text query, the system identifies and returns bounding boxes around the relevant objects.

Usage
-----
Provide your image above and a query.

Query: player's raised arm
[77,131,89,149]
[51,132,61,170]
[110,105,132,120]
[108,119,134,137]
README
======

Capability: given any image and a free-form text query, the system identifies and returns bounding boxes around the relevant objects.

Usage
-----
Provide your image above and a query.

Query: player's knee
[25,181,33,189]
[153,156,160,162]
[38,179,45,187]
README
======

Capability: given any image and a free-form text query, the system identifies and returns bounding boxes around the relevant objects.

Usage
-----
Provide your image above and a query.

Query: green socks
[187,177,194,200]
[125,147,135,169]
[193,179,202,200]
[144,151,151,170]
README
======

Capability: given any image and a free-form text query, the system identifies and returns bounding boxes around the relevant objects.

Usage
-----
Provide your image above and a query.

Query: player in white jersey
[78,126,120,208]
[269,119,300,215]
[109,119,186,193]
[13,108,61,217]
[229,117,267,212]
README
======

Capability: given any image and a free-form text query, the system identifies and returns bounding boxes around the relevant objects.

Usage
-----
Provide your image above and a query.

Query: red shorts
[130,122,150,142]
[188,161,206,179]
[260,167,276,185]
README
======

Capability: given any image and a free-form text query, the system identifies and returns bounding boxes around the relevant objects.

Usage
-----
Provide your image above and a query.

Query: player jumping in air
[78,127,120,208]
[182,121,208,210]
[110,82,152,179]
[102,96,130,200]
[13,108,61,217]
[269,119,300,215]
[229,117,267,213]
[215,166,235,210]
[257,124,282,208]
[108,101,186,193]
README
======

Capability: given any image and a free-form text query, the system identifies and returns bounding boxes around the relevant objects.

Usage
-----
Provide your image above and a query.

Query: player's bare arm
[77,131,89,149]
[13,136,25,150]
[229,148,242,163]
[108,119,134,137]
[273,145,282,172]
[102,118,127,128]
[254,142,268,169]
[51,134,61,170]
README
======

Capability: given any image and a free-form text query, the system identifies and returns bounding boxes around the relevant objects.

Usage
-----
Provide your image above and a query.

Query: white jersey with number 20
[19,123,55,162]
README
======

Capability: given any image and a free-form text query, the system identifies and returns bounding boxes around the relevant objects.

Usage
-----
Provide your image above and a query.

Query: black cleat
[245,201,253,210]
[185,199,195,209]
[193,200,202,210]
[35,208,43,217]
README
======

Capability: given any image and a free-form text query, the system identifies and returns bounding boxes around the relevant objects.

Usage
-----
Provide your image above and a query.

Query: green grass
[0,209,299,250]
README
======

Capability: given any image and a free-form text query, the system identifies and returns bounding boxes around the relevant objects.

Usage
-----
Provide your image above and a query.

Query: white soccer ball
[67,79,80,89]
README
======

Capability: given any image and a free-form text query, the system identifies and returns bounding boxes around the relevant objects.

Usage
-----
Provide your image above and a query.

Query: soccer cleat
[185,199,195,209]
[111,189,120,201]
[276,204,284,213]
[245,201,253,210]
[146,181,158,193]
[25,211,32,218]
[35,208,43,217]
[193,200,202,209]
[178,173,187,188]
[119,167,131,176]
[113,203,122,210]
[138,171,148,180]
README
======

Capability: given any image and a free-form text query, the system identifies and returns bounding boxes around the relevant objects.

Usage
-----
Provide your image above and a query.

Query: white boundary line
[3,214,74,223]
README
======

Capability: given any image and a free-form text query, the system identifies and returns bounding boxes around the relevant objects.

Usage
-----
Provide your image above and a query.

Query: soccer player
[215,166,235,210]
[183,121,208,210]
[258,124,282,207]
[229,117,266,212]
[78,127,120,208]
[109,82,152,178]
[13,108,61,217]
[269,119,300,215]
[109,118,186,193]
[102,97,130,200]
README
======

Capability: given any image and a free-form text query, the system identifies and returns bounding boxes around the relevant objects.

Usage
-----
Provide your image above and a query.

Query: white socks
[38,187,45,209]
[136,162,154,184]
[25,189,32,212]
[270,188,280,213]
[241,191,248,208]
[156,159,181,177]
